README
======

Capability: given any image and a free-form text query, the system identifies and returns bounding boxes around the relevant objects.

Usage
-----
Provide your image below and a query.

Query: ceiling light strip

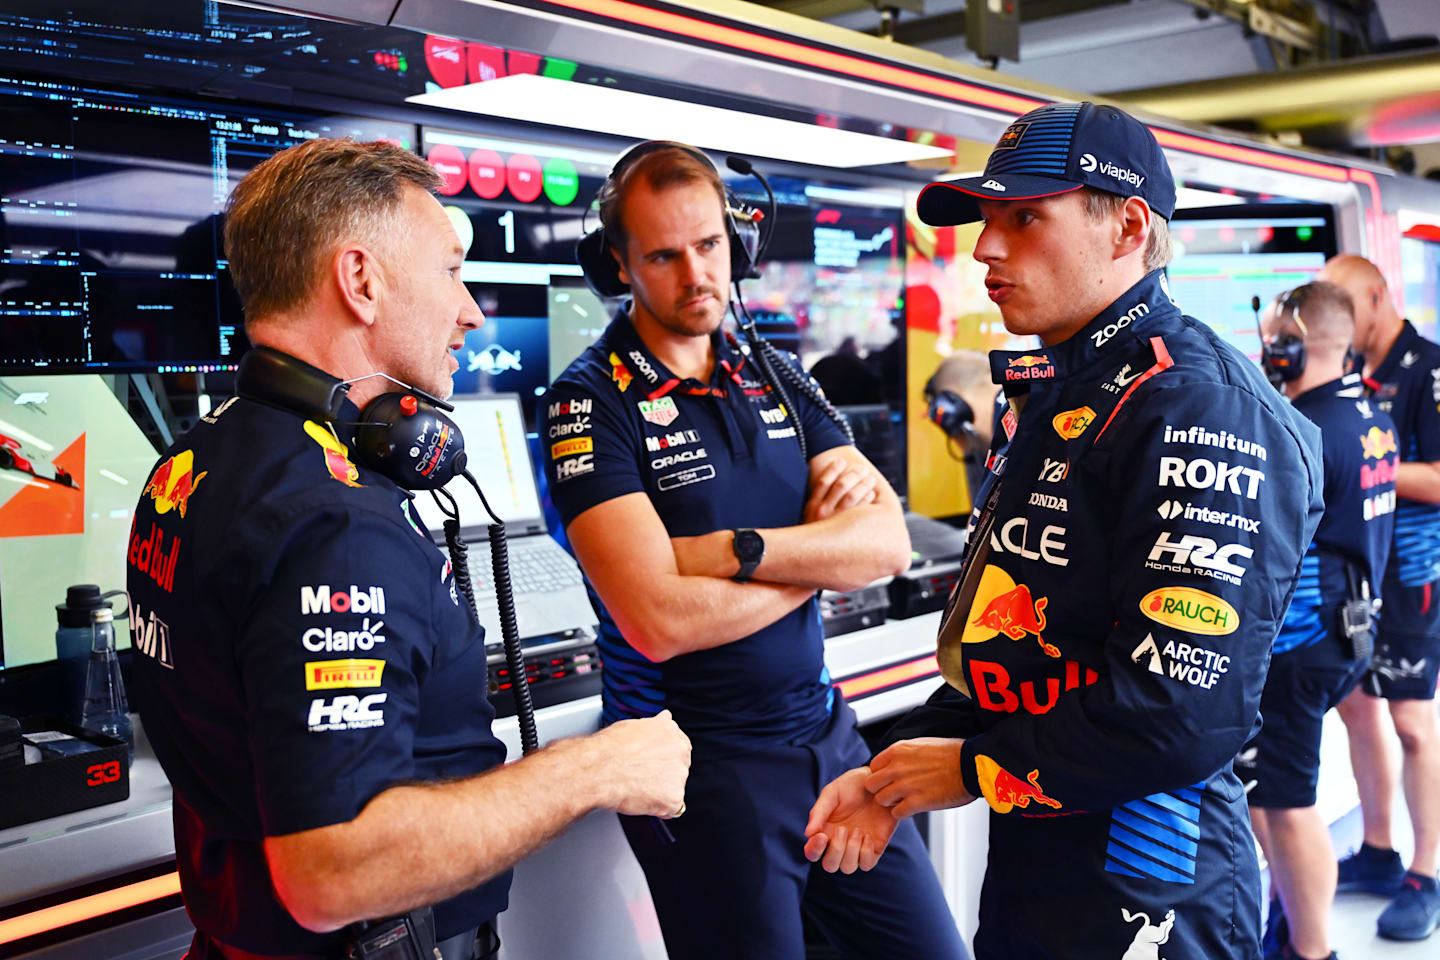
[524,0,1372,189]
[527,0,1043,115]
[0,873,181,944]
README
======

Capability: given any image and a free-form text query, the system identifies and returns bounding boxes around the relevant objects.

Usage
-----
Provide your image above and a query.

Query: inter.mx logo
[1156,500,1260,534]
[300,585,387,616]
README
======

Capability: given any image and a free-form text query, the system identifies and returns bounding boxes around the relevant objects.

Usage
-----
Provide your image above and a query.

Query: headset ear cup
[576,228,629,299]
[730,215,761,280]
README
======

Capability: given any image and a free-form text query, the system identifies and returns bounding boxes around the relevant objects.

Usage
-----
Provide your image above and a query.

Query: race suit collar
[1369,319,1423,385]
[1293,373,1363,407]
[987,269,1179,387]
[608,306,744,400]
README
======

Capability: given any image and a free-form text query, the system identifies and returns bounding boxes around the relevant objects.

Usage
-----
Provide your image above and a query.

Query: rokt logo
[1158,456,1265,499]
[300,585,387,616]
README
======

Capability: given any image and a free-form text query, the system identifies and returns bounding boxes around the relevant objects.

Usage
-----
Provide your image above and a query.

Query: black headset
[235,346,469,491]
[576,140,763,299]
[923,373,978,446]
[1255,291,1310,384]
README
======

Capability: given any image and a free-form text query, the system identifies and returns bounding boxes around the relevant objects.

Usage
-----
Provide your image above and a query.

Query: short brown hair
[596,143,726,260]
[223,138,443,323]
[1081,187,1173,272]
[1276,280,1355,340]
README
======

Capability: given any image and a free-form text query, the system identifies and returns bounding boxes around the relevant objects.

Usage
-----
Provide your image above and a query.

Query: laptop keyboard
[473,539,584,602]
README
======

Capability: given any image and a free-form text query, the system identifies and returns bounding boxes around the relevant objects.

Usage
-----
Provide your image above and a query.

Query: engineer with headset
[540,141,967,960]
[924,349,1000,506]
[1245,282,1397,960]
[128,138,691,960]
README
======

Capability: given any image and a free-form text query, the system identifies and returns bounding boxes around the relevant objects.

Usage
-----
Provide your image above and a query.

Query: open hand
[803,767,900,873]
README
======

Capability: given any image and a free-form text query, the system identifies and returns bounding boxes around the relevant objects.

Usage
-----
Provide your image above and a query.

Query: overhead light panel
[408,74,953,169]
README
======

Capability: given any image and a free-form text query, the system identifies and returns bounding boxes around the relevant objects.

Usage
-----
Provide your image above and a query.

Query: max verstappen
[805,102,1323,959]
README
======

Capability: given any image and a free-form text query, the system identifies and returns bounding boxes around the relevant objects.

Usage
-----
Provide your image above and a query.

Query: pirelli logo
[550,437,594,460]
[305,658,386,691]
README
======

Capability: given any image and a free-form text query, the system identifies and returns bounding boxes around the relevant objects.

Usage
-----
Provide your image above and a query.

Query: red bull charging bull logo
[962,564,1061,658]
[609,352,633,393]
[1360,426,1399,461]
[144,450,207,518]
[303,422,363,488]
[974,753,1062,814]
[1004,354,1056,382]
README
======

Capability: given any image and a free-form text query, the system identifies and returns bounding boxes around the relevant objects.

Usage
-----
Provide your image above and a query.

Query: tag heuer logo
[1079,153,1098,173]
[981,179,1006,192]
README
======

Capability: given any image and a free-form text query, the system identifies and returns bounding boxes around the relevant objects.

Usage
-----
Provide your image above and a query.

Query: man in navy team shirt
[1322,254,1440,941]
[541,142,967,960]
[1245,281,1398,960]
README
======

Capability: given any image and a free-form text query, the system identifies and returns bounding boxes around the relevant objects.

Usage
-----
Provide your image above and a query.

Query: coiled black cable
[432,480,538,755]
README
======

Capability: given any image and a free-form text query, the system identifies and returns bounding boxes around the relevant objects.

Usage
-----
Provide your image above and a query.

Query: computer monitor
[0,70,415,375]
[547,277,612,383]
[409,394,544,539]
[837,403,905,497]
[1168,203,1337,360]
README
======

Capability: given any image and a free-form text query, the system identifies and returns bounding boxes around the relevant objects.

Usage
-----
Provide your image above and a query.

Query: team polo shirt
[542,310,849,742]
[129,390,509,953]
[1275,375,1398,653]
[1365,321,1440,589]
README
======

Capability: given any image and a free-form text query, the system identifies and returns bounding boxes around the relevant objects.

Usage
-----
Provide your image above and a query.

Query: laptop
[410,394,598,648]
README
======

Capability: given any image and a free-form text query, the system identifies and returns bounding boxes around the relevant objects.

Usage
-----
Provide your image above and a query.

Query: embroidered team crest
[638,397,679,426]
[994,122,1029,151]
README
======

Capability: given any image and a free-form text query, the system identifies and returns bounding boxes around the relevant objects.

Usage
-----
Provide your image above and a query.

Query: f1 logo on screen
[86,760,121,786]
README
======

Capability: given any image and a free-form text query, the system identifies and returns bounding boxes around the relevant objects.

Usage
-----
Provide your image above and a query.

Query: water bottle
[56,585,110,725]
[78,606,133,761]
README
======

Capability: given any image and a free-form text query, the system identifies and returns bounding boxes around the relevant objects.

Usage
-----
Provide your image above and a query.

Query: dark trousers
[620,702,969,960]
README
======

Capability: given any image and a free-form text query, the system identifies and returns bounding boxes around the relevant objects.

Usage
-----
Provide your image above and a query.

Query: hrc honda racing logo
[1145,532,1253,585]
[308,693,386,732]
[300,585,387,616]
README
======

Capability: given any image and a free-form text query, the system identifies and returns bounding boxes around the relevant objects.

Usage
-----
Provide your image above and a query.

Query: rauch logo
[1139,586,1238,636]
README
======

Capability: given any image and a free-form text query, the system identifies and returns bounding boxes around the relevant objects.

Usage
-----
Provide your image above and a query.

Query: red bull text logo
[969,658,1099,715]
[1005,355,1056,382]
[303,421,363,488]
[609,352,633,393]
[963,565,1060,658]
[1052,406,1096,441]
[1139,586,1238,636]
[144,450,206,518]
[974,753,1061,814]
[129,521,181,593]
[1360,426,1398,461]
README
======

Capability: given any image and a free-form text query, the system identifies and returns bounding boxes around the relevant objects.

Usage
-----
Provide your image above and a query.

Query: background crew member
[1321,253,1440,940]
[805,102,1323,960]
[1246,282,1397,960]
[128,138,691,960]
[925,349,1001,500]
[541,142,968,960]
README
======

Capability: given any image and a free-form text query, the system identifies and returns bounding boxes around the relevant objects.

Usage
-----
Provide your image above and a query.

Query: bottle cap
[56,584,113,628]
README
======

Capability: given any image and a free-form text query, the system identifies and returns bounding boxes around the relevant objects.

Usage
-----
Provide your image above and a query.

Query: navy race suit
[542,310,967,960]
[1362,320,1440,698]
[1275,375,1396,656]
[1242,375,1397,808]
[888,270,1323,960]
[128,390,509,956]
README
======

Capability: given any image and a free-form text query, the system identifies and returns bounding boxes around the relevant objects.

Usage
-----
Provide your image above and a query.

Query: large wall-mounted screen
[1168,203,1336,360]
[0,72,414,374]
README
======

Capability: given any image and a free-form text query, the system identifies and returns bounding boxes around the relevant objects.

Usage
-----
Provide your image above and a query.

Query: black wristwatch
[732,528,765,583]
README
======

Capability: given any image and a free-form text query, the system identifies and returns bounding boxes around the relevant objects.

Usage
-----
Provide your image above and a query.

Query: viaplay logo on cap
[1079,153,1097,173]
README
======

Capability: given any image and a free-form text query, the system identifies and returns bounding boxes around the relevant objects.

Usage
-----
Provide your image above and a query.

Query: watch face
[735,529,764,560]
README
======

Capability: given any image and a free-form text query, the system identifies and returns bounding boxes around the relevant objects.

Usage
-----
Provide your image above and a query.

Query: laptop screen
[411,394,544,536]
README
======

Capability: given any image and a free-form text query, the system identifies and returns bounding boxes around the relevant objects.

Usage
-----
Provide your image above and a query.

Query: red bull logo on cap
[1360,426,1399,461]
[1005,355,1056,382]
[962,564,1061,658]
[144,450,207,518]
[974,753,1062,814]
[303,421,363,488]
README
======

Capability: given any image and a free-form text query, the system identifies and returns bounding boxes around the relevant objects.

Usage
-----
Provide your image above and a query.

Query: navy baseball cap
[918,101,1176,226]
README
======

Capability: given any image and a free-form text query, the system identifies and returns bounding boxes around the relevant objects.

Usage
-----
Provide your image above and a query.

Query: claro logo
[1139,586,1239,636]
